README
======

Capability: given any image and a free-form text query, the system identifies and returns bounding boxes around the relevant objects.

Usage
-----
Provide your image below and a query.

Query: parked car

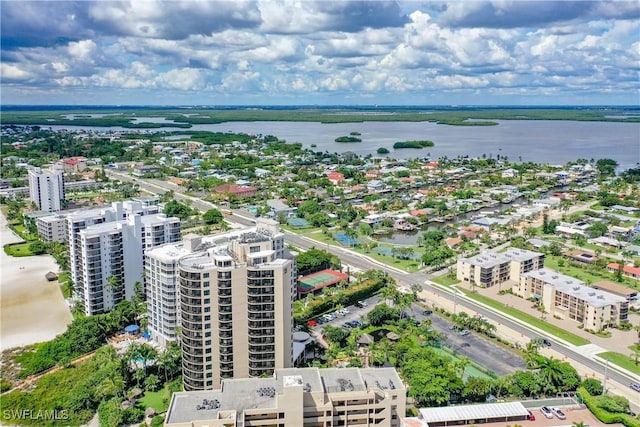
[539,407,553,419]
[551,407,566,420]
[307,319,317,327]
[630,382,640,392]
[542,338,552,346]
[527,410,535,421]
[423,309,433,315]
[349,320,362,328]
[356,300,368,308]
[459,329,470,336]
[342,323,352,329]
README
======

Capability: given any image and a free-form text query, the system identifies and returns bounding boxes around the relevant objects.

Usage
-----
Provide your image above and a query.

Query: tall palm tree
[537,356,565,389]
[525,339,542,369]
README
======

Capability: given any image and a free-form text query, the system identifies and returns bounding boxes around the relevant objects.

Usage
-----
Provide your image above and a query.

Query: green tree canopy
[366,303,400,326]
[587,221,608,238]
[296,248,341,276]
[163,200,193,219]
[595,158,618,176]
[202,208,224,224]
[297,200,322,218]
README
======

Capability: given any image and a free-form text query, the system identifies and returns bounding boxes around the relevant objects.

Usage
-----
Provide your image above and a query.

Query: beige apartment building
[177,219,296,391]
[515,268,628,330]
[165,367,406,427]
[456,248,545,288]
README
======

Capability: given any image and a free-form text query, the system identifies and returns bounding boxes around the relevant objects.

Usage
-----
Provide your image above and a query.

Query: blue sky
[1,0,639,106]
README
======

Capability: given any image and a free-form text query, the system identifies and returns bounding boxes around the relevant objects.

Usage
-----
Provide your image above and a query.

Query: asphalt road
[104,169,640,391]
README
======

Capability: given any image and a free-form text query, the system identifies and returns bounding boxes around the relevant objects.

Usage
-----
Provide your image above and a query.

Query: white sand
[0,212,72,351]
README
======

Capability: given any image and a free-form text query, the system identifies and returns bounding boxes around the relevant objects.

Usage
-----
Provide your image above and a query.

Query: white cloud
[1,0,639,104]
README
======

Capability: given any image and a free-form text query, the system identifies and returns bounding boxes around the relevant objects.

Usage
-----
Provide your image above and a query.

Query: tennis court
[297,269,349,296]
[334,232,359,246]
[288,218,310,228]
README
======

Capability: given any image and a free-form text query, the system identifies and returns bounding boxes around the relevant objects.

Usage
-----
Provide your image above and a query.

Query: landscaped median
[596,352,640,376]
[430,275,590,346]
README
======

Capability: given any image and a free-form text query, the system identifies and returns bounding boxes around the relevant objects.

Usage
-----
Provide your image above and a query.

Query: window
[203,273,210,278]
[250,246,260,253]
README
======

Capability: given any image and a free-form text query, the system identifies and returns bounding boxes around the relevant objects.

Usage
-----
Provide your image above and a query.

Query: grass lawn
[431,275,459,287]
[3,242,35,257]
[9,224,38,241]
[306,233,423,273]
[456,288,590,346]
[432,347,495,380]
[139,385,170,412]
[543,255,610,284]
[596,352,640,376]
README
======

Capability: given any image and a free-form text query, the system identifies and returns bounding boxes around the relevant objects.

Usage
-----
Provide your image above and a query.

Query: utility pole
[453,289,458,314]
[603,358,609,395]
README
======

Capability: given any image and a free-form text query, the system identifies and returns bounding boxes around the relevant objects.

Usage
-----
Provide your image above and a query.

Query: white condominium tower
[67,201,180,315]
[28,164,65,212]
[145,235,203,349]
[172,219,296,391]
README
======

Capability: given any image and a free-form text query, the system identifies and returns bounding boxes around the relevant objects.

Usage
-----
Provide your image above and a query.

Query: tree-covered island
[393,140,435,149]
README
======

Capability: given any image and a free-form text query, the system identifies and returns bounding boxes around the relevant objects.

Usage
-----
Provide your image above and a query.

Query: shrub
[581,378,603,396]
[577,386,640,427]
[0,378,12,392]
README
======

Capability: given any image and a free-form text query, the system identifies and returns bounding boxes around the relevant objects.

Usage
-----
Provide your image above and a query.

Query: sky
[1,0,639,106]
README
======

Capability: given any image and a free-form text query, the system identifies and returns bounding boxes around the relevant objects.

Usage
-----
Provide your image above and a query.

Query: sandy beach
[0,212,72,351]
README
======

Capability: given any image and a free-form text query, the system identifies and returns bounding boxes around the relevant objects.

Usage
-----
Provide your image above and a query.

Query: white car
[539,407,553,419]
[551,407,566,420]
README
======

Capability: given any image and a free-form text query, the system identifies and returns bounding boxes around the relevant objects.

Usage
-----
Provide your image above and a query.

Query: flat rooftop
[418,401,529,424]
[166,377,277,425]
[359,367,405,392]
[320,367,367,393]
[523,268,627,307]
[460,249,543,268]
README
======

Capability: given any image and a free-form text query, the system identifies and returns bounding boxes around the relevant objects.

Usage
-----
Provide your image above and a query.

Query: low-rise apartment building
[165,367,405,427]
[456,248,545,288]
[36,213,67,242]
[607,263,640,281]
[514,268,628,330]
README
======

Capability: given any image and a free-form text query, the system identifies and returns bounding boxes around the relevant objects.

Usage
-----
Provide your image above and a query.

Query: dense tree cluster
[15,301,138,378]
[296,247,341,276]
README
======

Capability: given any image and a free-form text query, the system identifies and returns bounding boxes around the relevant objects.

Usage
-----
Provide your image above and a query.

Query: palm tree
[344,227,358,247]
[525,339,542,369]
[537,356,565,389]
[572,422,588,427]
[98,373,126,399]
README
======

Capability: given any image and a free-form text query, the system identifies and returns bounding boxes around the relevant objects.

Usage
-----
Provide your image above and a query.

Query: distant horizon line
[2,104,639,109]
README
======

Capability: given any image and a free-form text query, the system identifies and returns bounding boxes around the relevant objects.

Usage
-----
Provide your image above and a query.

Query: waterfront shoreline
[0,212,72,352]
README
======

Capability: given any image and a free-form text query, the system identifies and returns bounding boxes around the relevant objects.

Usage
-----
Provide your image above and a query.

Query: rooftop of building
[79,213,175,235]
[522,268,627,307]
[460,248,543,268]
[166,367,404,425]
[592,280,638,297]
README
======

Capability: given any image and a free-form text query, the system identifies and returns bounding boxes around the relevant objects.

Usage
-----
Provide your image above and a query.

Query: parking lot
[309,298,526,377]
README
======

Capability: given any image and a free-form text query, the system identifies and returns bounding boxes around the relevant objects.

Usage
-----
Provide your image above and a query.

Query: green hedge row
[294,278,388,323]
[577,386,640,427]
